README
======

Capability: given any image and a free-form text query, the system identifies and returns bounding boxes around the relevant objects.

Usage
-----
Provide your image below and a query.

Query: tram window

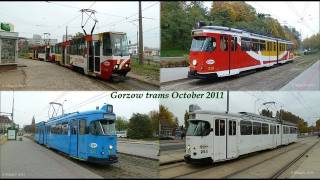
[203,37,216,52]
[103,34,112,56]
[71,120,77,135]
[220,36,228,51]
[273,43,277,51]
[231,37,237,51]
[62,122,68,135]
[241,38,251,51]
[252,39,260,51]
[229,120,237,136]
[215,120,219,136]
[262,123,269,134]
[186,120,211,136]
[260,40,266,51]
[240,120,252,135]
[94,41,101,55]
[253,122,261,135]
[79,119,87,135]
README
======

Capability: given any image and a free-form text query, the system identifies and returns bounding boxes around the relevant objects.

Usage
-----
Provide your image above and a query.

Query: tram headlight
[109,145,113,150]
[125,63,129,68]
[187,145,191,153]
[192,59,197,66]
[114,64,119,69]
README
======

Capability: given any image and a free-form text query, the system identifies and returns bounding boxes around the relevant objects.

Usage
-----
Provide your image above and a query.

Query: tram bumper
[188,70,217,79]
[184,154,212,164]
[88,155,118,165]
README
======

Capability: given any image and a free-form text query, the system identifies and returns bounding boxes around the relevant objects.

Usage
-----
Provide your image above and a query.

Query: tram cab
[185,107,240,164]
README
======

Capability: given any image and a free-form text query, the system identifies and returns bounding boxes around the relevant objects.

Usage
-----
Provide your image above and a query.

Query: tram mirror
[129,40,131,45]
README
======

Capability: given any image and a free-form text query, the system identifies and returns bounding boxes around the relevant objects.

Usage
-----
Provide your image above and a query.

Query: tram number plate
[200,150,208,154]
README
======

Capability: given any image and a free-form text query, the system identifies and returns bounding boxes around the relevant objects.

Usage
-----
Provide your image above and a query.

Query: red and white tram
[188,25,295,79]
[184,105,298,164]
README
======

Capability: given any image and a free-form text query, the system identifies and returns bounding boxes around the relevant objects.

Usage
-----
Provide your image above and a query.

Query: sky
[0,1,160,48]
[203,1,320,40]
[0,91,159,127]
[161,91,320,127]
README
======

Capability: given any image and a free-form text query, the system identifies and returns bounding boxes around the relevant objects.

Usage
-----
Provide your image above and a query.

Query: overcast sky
[203,1,320,40]
[0,91,159,127]
[0,1,160,48]
[161,91,320,127]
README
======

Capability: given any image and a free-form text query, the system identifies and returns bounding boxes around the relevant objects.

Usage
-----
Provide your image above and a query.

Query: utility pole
[66,26,68,42]
[138,1,144,64]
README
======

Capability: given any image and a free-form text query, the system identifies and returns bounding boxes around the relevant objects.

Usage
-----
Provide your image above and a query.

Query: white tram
[184,105,298,164]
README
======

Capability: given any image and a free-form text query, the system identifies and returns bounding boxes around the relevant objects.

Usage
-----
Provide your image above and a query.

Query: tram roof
[193,25,293,44]
[191,110,297,126]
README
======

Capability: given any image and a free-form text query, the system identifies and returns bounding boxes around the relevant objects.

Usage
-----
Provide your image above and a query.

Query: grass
[160,58,189,68]
[131,58,160,81]
[160,49,189,57]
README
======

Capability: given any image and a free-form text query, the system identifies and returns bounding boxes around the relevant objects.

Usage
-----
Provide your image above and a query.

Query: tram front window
[111,34,129,57]
[90,120,116,136]
[186,120,211,136]
[191,37,216,52]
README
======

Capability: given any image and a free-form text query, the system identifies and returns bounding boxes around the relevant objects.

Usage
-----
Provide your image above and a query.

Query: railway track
[160,138,317,179]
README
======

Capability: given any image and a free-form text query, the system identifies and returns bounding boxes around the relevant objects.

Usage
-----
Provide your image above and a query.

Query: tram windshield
[90,119,116,136]
[191,37,216,52]
[111,34,129,56]
[186,120,211,136]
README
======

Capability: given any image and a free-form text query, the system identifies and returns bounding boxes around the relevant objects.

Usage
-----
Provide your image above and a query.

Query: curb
[118,152,159,161]
[160,77,189,85]
[127,73,160,87]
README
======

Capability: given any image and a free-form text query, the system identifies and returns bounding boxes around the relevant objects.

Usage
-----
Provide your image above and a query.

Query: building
[62,35,73,42]
[27,34,58,46]
[129,43,138,56]
[160,119,174,137]
[144,47,159,56]
[0,30,19,70]
[0,115,15,134]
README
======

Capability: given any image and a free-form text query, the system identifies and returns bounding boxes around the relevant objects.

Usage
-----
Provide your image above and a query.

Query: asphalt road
[161,54,320,90]
[118,140,159,160]
[0,137,102,178]
[0,58,158,90]
[160,141,185,152]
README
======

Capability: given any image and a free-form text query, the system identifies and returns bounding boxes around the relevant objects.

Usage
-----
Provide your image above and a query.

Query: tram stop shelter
[0,31,19,71]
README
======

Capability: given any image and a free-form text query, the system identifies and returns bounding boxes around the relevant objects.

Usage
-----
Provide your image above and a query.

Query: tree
[260,109,273,117]
[159,105,176,128]
[127,113,153,139]
[316,119,320,131]
[115,116,129,131]
[184,110,189,130]
[149,110,159,135]
[73,32,85,39]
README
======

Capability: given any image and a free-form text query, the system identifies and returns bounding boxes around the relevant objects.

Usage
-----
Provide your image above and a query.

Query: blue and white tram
[34,104,118,164]
[184,105,298,164]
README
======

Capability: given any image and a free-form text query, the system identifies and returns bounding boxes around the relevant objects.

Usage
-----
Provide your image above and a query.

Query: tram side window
[203,37,216,52]
[241,38,251,51]
[253,122,261,135]
[103,34,112,56]
[71,120,77,135]
[220,36,228,51]
[252,39,260,51]
[240,120,252,135]
[260,40,266,51]
[262,123,269,134]
[231,37,237,51]
[79,119,87,135]
[228,120,236,136]
[62,122,68,135]
[215,119,225,136]
[273,43,277,51]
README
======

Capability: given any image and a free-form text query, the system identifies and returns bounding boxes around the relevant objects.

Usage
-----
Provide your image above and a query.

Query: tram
[34,104,118,164]
[184,105,298,164]
[188,23,295,79]
[28,31,131,81]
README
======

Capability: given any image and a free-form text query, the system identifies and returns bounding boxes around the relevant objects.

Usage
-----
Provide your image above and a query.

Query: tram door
[227,119,238,159]
[88,42,94,72]
[214,119,226,161]
[70,120,78,157]
[220,35,237,75]
[93,41,101,73]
